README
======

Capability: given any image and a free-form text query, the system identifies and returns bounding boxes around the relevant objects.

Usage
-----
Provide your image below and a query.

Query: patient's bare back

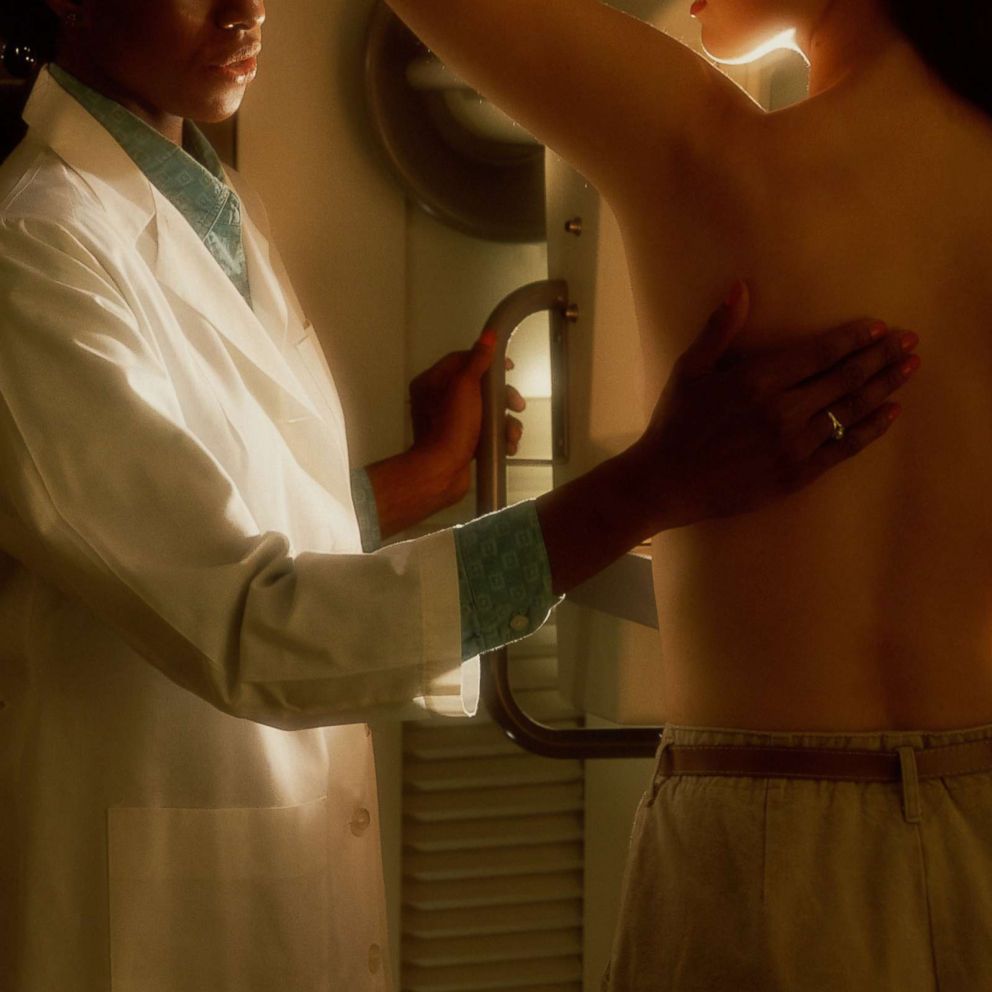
[626,44,992,731]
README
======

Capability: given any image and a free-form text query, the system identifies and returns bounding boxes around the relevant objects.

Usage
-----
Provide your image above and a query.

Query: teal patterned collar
[48,64,252,308]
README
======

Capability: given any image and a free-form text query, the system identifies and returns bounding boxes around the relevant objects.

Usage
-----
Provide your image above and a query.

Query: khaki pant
[603,723,992,991]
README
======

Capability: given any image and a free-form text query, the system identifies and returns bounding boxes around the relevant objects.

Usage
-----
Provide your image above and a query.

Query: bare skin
[641,9,992,732]
[388,0,991,731]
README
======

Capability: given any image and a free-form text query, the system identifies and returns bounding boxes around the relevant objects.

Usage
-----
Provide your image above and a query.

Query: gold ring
[827,411,845,442]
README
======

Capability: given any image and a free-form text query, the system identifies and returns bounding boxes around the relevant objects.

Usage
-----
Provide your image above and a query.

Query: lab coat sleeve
[0,216,475,730]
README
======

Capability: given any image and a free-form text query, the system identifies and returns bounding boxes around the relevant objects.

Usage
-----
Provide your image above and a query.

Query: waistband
[654,722,992,824]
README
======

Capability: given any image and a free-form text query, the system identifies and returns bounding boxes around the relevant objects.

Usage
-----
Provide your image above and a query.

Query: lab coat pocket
[108,797,331,992]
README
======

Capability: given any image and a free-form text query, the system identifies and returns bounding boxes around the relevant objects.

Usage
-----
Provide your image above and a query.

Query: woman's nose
[217,0,266,31]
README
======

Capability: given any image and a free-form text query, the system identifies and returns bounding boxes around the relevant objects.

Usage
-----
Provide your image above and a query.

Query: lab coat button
[510,614,530,633]
[368,942,382,974]
[350,807,372,836]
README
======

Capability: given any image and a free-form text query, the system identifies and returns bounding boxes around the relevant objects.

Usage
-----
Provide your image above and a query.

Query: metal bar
[477,279,662,760]
[550,308,569,462]
[477,280,568,513]
[480,657,664,759]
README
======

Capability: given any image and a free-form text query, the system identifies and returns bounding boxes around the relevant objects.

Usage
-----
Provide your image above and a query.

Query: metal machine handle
[477,279,662,759]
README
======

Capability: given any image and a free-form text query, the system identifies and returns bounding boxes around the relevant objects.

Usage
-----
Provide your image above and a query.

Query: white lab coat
[0,68,477,992]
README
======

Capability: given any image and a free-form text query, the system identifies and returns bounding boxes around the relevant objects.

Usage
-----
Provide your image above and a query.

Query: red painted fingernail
[869,321,888,339]
[480,329,497,348]
[724,281,744,308]
[887,404,902,422]
[899,332,919,351]
[901,355,921,376]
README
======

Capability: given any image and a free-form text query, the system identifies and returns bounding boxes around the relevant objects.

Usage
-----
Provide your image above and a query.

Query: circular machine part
[364,1,546,243]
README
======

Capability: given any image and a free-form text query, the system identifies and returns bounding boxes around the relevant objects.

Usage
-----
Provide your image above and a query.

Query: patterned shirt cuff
[454,500,562,660]
[350,468,382,553]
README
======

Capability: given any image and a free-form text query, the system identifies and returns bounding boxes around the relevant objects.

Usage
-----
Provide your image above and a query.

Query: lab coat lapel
[21,68,156,243]
[152,203,321,424]
[24,68,321,425]
[22,68,352,489]
[240,213,292,352]
[238,214,355,476]
[155,199,357,520]
[230,179,352,439]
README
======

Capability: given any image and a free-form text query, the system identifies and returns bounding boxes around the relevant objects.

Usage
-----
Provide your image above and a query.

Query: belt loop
[646,732,672,807]
[897,746,922,824]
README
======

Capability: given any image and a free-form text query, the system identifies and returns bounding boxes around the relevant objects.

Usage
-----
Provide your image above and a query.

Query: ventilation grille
[401,623,584,992]
[399,363,579,990]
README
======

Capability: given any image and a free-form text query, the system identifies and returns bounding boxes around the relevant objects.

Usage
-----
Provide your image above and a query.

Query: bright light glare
[709,28,803,66]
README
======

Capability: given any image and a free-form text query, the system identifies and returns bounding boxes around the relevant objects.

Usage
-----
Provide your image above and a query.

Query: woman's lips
[690,0,707,15]
[208,56,258,82]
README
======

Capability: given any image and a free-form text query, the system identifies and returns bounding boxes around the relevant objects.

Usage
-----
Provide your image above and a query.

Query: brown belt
[659,738,992,782]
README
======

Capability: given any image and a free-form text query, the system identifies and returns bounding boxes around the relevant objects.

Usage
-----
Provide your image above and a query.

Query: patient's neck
[803,0,901,96]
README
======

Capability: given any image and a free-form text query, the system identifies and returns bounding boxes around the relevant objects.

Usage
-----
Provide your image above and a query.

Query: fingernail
[887,404,902,422]
[480,329,497,348]
[869,321,888,339]
[724,281,744,308]
[900,332,919,351]
[901,355,921,376]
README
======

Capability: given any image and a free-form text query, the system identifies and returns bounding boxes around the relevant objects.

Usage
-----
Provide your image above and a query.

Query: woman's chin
[189,89,247,125]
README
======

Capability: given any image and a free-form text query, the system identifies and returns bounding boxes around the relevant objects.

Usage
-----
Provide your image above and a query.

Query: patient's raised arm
[385,0,755,198]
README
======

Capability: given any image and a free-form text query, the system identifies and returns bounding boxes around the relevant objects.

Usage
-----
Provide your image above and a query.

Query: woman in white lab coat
[0,1,918,989]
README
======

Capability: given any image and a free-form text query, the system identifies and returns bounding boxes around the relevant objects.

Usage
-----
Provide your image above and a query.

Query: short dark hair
[884,1,992,119]
[0,1,58,77]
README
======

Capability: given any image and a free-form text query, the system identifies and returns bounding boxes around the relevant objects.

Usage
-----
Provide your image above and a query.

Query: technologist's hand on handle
[536,280,920,595]
[408,332,526,485]
[363,331,525,540]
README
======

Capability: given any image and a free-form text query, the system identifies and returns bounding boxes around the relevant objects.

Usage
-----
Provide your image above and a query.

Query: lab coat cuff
[349,467,382,553]
[453,500,561,655]
[416,528,480,718]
